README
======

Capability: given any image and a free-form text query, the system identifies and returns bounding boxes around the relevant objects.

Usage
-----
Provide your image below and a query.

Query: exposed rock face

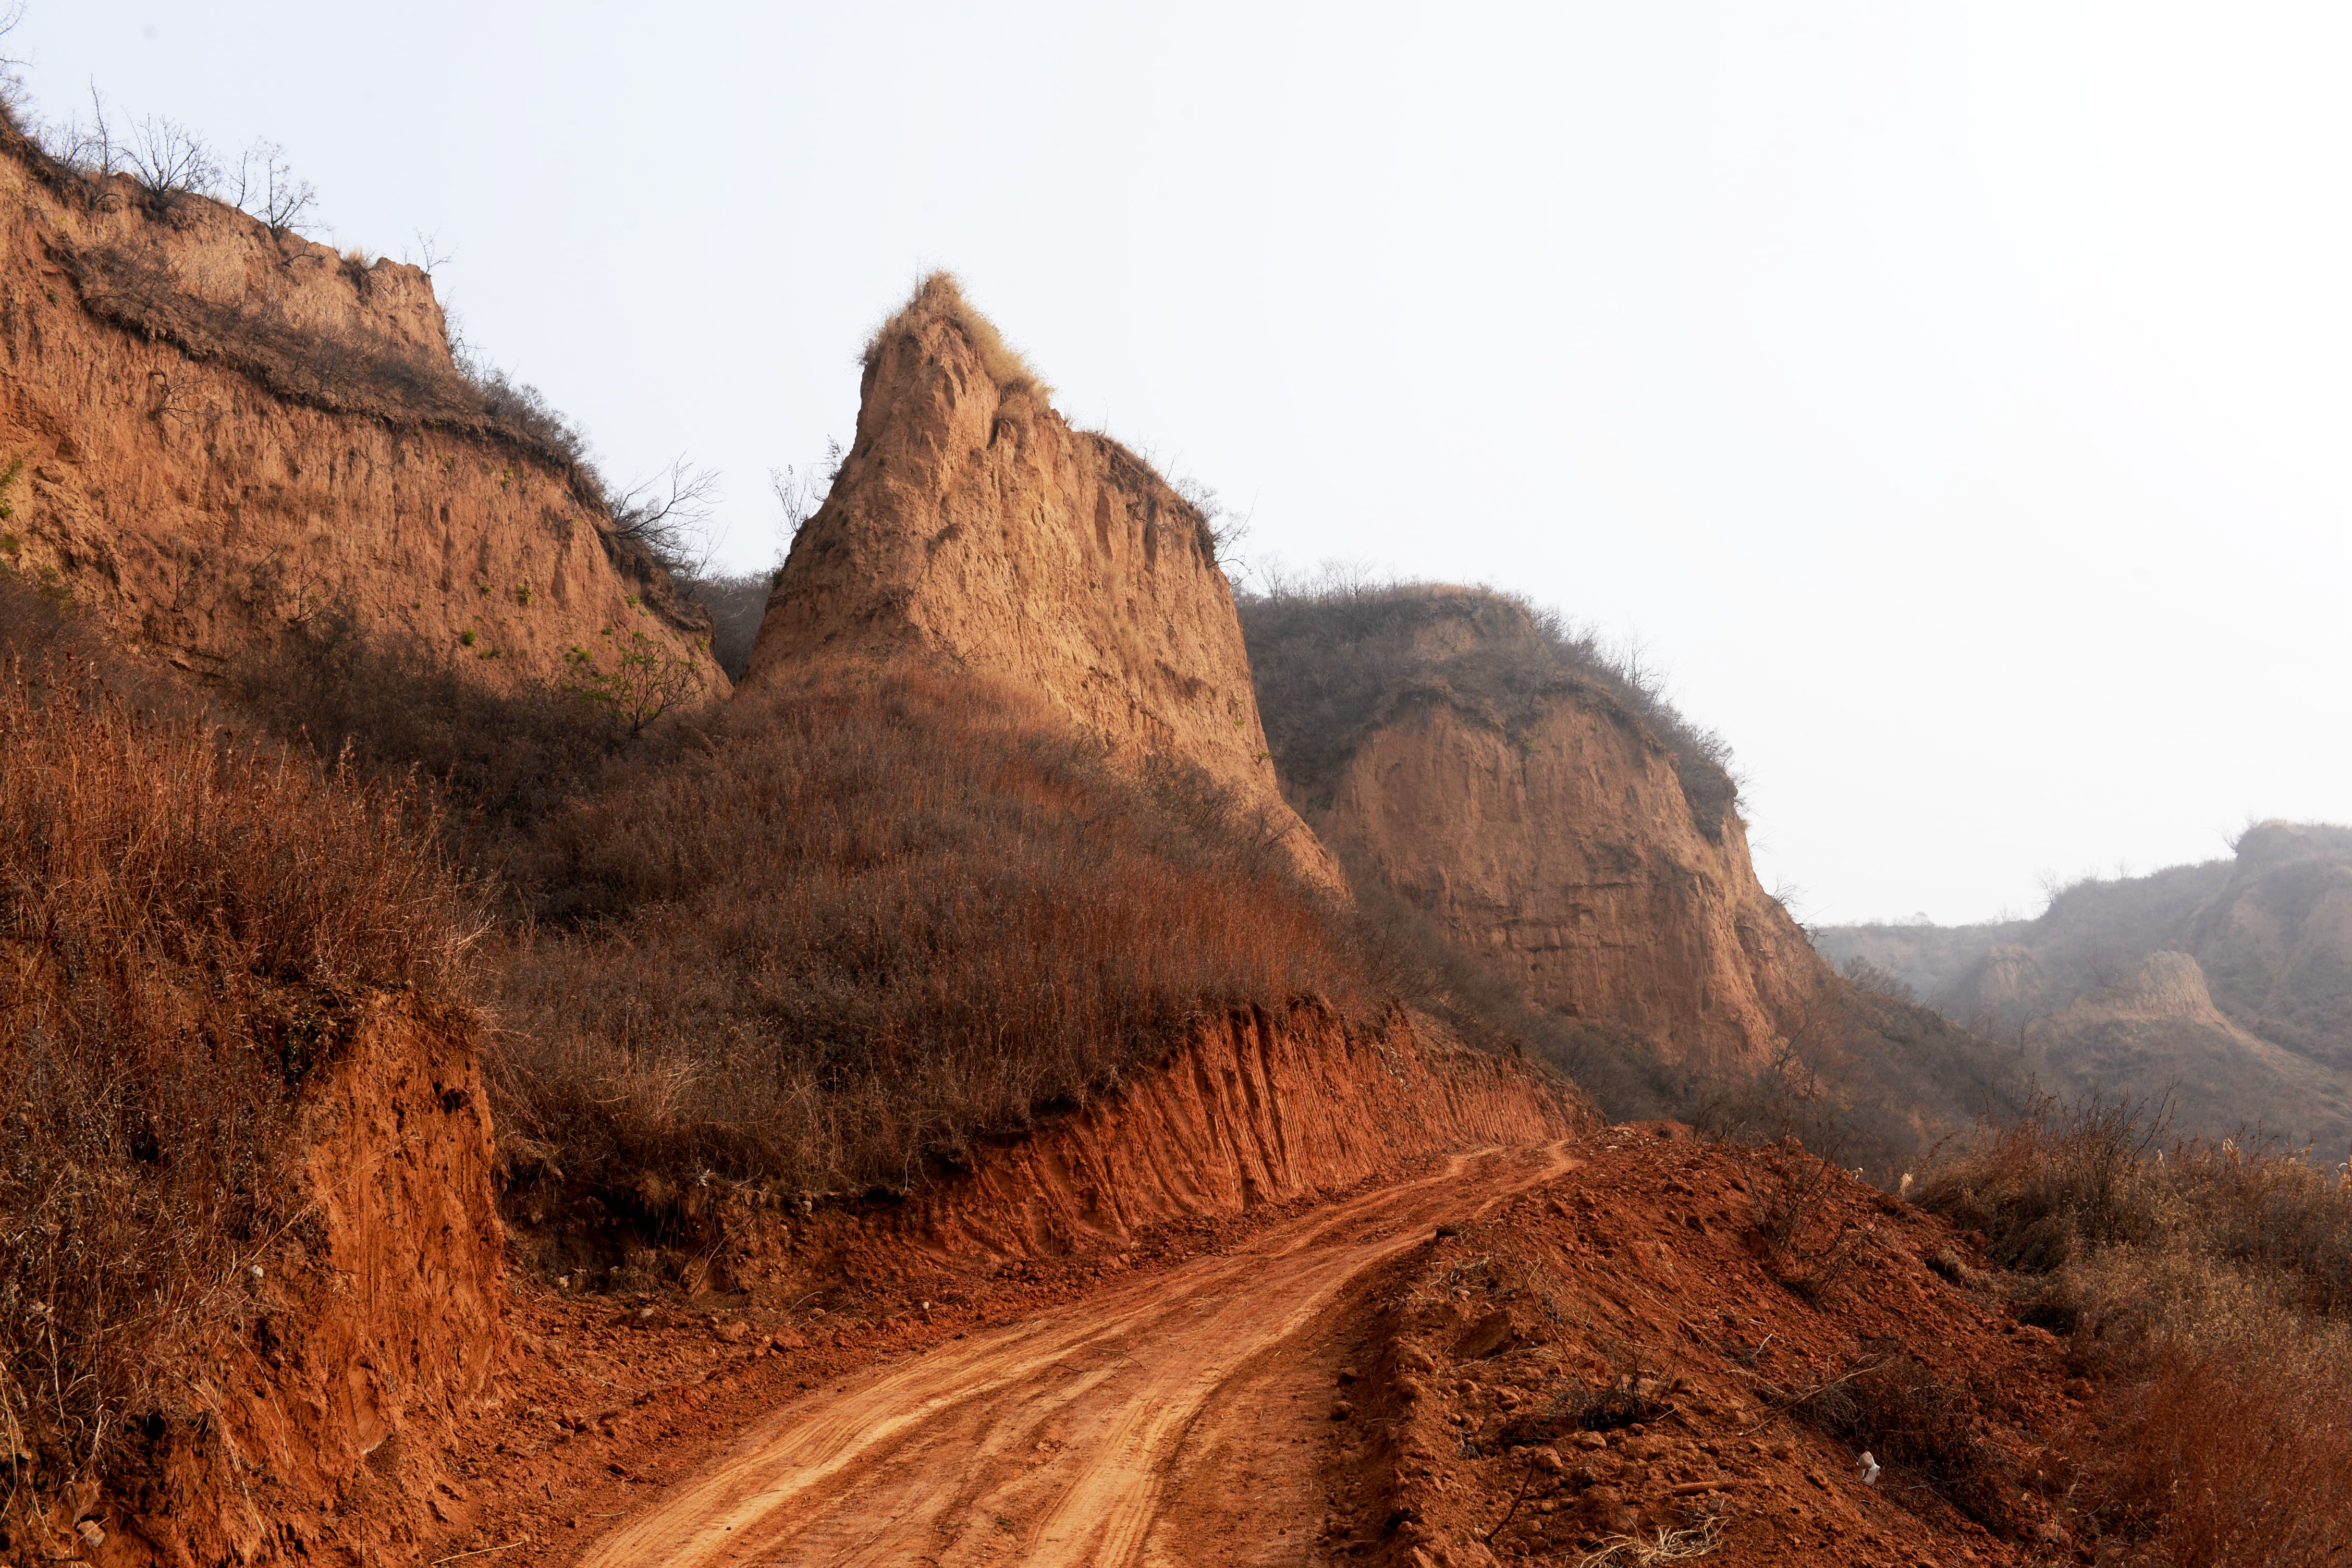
[0,129,721,693]
[1244,585,1826,1072]
[1819,820,2352,1145]
[103,997,506,1566]
[745,275,1334,887]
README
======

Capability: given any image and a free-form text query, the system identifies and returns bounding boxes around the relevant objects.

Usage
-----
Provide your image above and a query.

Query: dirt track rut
[577,1142,1578,1567]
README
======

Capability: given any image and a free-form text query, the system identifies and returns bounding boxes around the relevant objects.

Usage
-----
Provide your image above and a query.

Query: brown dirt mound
[1329,1130,2080,1565]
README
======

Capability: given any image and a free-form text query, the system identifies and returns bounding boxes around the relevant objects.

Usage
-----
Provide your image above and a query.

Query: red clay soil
[396,1127,2081,1568]
[1333,1126,2081,1568]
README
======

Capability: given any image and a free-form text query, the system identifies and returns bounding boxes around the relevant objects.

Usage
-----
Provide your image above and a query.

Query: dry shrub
[682,570,775,681]
[863,271,1051,398]
[1800,1351,2017,1531]
[227,616,620,866]
[0,594,480,1496]
[1924,1098,2352,1561]
[486,671,1358,1204]
[2081,1334,2352,1566]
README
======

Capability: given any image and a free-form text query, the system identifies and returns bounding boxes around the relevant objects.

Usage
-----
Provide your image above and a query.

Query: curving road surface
[577,1142,1577,1567]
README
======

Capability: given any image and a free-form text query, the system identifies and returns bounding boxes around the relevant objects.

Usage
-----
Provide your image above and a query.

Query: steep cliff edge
[0,125,721,693]
[744,275,1333,886]
[1242,583,1825,1073]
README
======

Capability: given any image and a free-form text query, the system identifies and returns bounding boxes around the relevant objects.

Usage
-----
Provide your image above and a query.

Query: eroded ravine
[578,1143,1579,1567]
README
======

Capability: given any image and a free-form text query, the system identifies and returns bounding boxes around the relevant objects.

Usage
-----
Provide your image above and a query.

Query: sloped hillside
[0,119,721,695]
[1820,822,2352,1145]
[744,273,1336,888]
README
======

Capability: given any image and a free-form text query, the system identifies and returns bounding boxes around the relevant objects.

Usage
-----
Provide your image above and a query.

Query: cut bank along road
[575,1142,1578,1568]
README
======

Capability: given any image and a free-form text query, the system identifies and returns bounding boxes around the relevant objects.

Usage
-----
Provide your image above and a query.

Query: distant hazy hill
[1817,823,2352,1151]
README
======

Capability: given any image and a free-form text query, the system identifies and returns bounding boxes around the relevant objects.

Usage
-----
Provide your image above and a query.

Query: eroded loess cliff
[0,636,506,1566]
[0,125,721,693]
[745,274,1334,887]
[1244,584,1827,1073]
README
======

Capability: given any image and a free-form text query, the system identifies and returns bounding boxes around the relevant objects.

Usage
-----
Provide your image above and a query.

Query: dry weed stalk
[1574,1514,1724,1566]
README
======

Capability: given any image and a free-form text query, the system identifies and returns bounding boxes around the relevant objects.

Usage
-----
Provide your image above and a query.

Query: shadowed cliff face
[0,129,720,693]
[1243,585,1828,1073]
[744,275,1337,890]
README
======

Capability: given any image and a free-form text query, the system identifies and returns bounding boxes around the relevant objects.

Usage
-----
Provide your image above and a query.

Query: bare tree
[406,226,455,274]
[610,457,722,579]
[768,437,841,544]
[0,3,28,117]
[232,140,317,235]
[123,114,217,202]
[39,82,125,178]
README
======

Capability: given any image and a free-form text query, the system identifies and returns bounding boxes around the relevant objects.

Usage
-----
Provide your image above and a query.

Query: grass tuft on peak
[862,271,1053,400]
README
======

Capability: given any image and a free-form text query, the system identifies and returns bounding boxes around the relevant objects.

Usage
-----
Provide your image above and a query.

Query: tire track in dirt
[577,1141,1579,1567]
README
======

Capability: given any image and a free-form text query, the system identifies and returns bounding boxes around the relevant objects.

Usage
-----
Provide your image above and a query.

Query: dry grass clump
[487,670,1355,1205]
[0,586,481,1497]
[862,271,1052,399]
[1921,1098,2352,1563]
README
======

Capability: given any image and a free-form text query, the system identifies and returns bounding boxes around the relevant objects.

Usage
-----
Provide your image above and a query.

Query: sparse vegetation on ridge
[0,94,718,592]
[1238,569,1740,834]
[863,272,1051,399]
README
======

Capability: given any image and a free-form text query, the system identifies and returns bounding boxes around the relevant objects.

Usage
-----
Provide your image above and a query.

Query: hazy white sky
[16,3,2349,924]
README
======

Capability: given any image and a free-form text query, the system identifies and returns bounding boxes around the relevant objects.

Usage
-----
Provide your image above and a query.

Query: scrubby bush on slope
[1922,1099,2352,1564]
[1238,571,1738,830]
[487,671,1367,1202]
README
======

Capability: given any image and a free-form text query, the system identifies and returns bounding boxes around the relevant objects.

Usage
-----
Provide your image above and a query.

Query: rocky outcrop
[745,275,1334,887]
[0,126,721,693]
[1244,585,1827,1072]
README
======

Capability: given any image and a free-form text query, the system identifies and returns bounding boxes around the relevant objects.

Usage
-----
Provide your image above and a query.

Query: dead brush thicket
[1922,1098,2352,1564]
[486,670,1367,1211]
[0,604,481,1499]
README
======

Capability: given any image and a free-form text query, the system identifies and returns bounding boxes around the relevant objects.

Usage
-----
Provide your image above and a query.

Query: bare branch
[123,114,218,202]
[610,457,722,580]
[231,140,317,235]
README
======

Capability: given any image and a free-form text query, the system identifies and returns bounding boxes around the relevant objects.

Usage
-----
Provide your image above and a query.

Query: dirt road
[577,1142,1577,1567]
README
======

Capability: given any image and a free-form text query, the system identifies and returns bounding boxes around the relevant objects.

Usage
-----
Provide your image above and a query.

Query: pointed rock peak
[862,272,1052,401]
[748,278,1341,892]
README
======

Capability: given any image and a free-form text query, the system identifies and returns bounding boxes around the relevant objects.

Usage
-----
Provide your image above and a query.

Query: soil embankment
[59,999,507,1568]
